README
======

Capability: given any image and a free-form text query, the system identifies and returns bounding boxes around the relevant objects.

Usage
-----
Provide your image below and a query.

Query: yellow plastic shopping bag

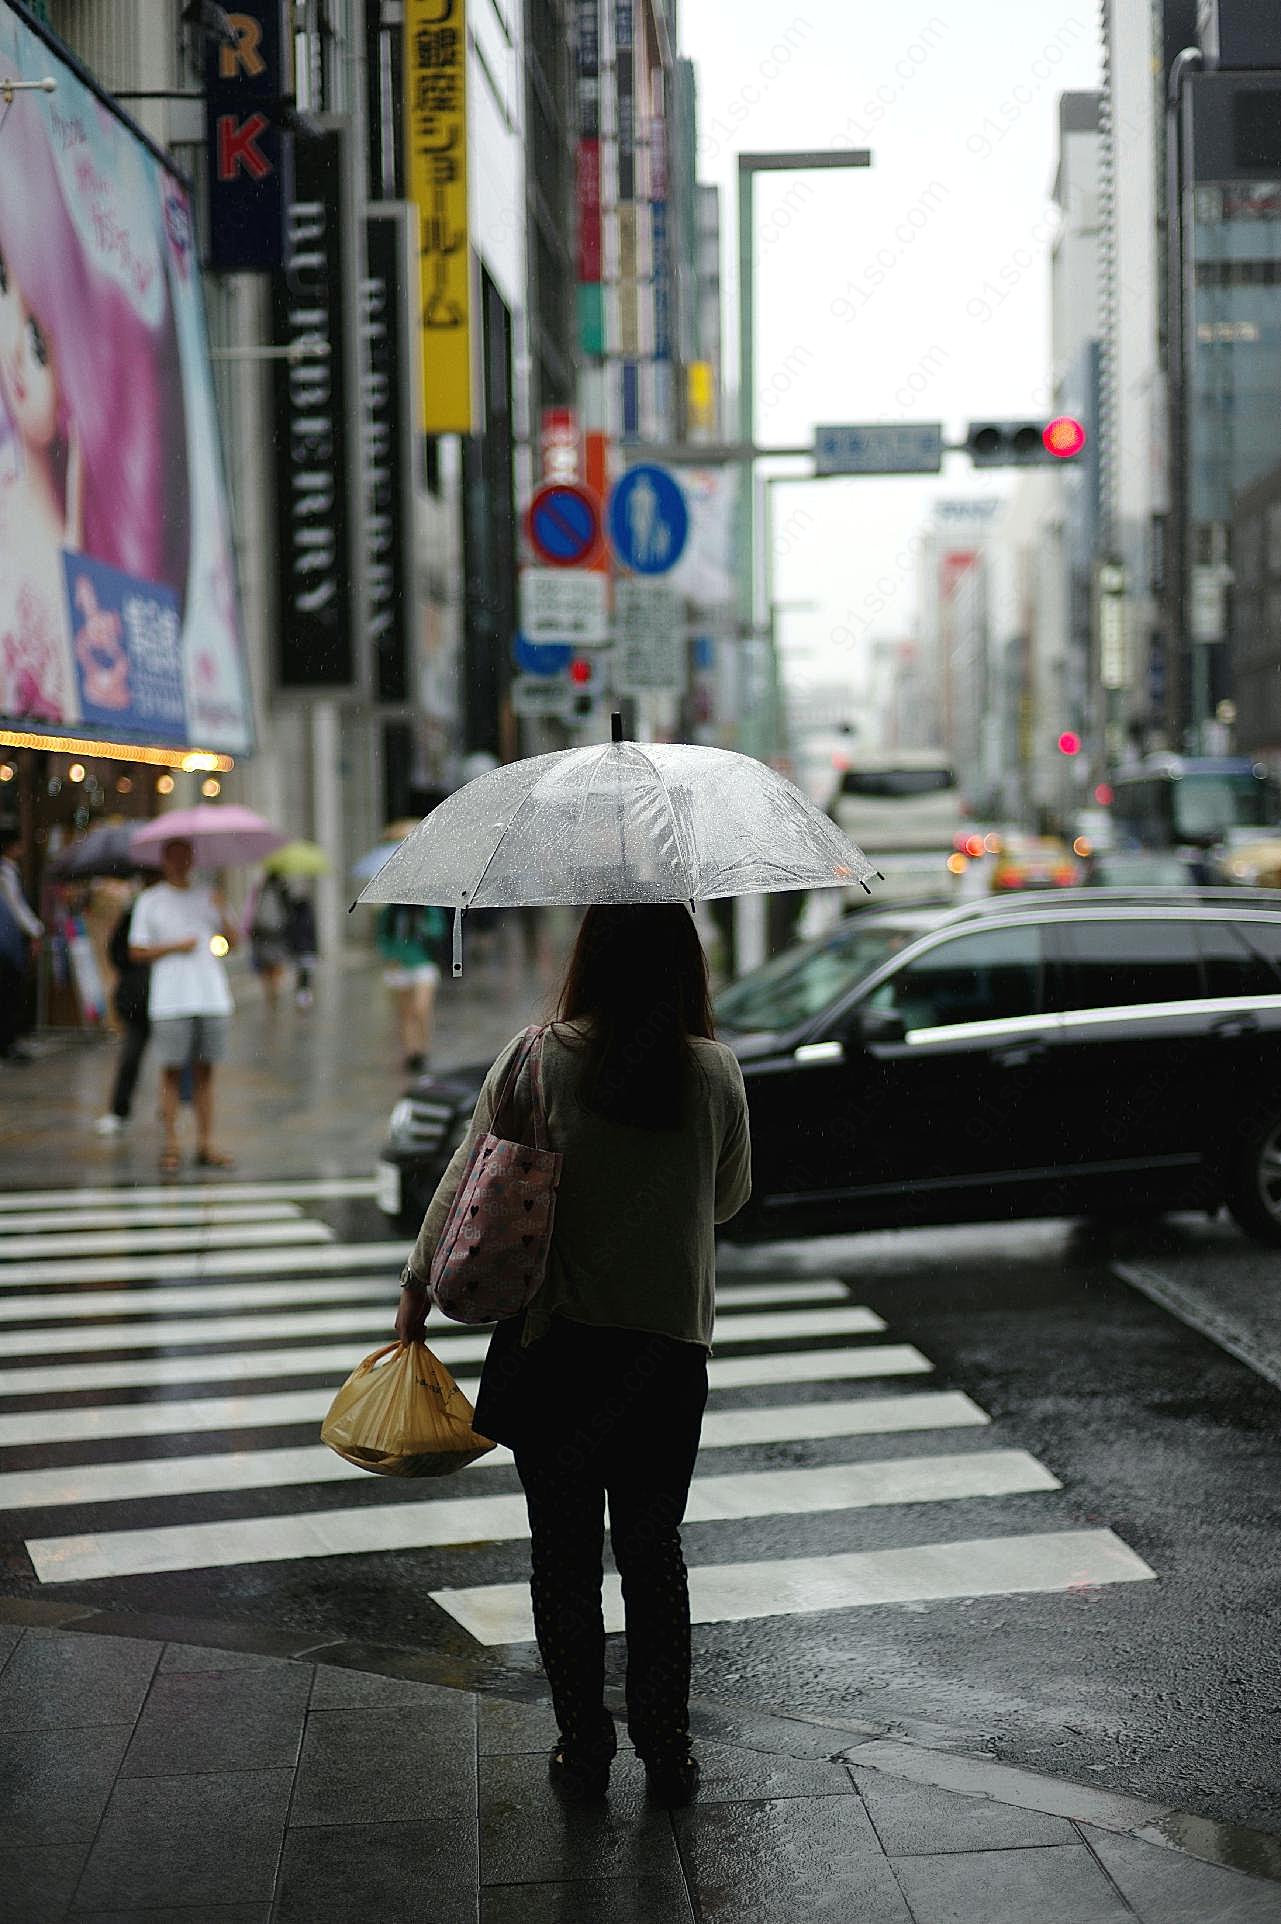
[320,1340,496,1478]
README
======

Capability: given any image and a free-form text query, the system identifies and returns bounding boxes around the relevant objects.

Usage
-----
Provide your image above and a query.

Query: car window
[1197,921,1281,997]
[866,925,1043,1033]
[1234,920,1281,988]
[1047,919,1202,1013]
[714,921,922,1034]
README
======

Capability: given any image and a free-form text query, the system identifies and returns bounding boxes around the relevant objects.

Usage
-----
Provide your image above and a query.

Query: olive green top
[407,1020,752,1349]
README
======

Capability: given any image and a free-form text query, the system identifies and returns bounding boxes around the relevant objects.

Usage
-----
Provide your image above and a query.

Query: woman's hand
[394,1279,430,1345]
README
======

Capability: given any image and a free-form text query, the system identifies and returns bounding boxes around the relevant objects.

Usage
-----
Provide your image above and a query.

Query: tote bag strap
[490,1026,539,1140]
[525,1025,551,1152]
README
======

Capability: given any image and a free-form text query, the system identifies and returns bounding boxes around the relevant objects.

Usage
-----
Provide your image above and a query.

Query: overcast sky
[679,0,1102,709]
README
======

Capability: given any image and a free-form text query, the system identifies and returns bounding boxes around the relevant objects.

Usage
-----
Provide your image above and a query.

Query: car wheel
[1226,1111,1281,1248]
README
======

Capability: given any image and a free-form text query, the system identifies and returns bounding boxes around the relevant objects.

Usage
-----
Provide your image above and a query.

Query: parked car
[375,889,1281,1248]
[988,833,1080,892]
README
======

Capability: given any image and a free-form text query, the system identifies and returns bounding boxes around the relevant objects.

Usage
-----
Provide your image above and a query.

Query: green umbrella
[262,839,331,878]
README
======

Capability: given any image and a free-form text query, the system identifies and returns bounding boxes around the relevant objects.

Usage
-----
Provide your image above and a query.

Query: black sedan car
[375,888,1281,1248]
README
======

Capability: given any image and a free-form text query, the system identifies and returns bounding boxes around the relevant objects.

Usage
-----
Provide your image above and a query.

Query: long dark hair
[553,903,716,1130]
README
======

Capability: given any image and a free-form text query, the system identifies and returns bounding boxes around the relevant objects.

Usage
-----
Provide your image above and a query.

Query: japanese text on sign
[404,0,472,433]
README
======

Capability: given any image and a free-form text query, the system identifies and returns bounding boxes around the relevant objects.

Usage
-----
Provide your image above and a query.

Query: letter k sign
[217,112,272,182]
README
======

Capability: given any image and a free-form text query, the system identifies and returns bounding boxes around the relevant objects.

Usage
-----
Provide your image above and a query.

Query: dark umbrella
[50,824,161,881]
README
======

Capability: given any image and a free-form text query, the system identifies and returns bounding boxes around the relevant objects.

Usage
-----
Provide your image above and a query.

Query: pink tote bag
[429,1025,563,1324]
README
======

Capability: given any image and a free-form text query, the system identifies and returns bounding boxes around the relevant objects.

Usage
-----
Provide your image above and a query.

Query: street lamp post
[734,148,871,972]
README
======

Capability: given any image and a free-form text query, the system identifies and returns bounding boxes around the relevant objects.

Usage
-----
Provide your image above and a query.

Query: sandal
[195,1148,235,1169]
[639,1750,700,1808]
[158,1148,182,1175]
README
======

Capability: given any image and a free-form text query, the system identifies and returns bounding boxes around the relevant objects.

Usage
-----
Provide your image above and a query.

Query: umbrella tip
[611,711,624,743]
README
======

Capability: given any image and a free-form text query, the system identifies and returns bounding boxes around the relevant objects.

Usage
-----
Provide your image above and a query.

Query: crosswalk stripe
[0,1222,334,1262]
[0,1274,846,1327]
[0,1348,934,1446]
[0,1203,304,1234]
[0,1179,378,1211]
[0,1277,397,1322]
[0,1241,411,1289]
[432,1529,1159,1644]
[0,1301,883,1363]
[0,1315,898,1394]
[0,1394,991,1512]
[23,1450,1059,1583]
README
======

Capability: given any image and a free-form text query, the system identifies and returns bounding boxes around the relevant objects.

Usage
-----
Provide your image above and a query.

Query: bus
[1108,755,1281,852]
[829,751,969,906]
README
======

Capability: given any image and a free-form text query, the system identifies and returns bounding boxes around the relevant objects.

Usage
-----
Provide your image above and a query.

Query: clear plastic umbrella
[357,717,879,974]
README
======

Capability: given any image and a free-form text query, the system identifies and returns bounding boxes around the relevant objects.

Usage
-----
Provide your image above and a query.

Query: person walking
[376,903,448,1071]
[94,878,155,1136]
[285,884,318,1007]
[0,818,42,1063]
[128,837,238,1173]
[395,903,752,1807]
[244,871,292,1012]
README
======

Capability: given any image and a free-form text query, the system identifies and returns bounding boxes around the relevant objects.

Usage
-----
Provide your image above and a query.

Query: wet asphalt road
[2,1199,1279,1836]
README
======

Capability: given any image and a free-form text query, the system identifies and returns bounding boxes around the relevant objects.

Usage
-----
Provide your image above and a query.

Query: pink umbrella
[130,805,289,869]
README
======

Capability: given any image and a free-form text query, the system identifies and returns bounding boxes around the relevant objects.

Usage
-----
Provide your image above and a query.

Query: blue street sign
[526,483,600,567]
[514,636,574,676]
[607,464,689,575]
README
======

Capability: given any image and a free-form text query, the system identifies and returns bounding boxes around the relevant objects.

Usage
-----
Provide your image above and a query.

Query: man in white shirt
[129,838,238,1173]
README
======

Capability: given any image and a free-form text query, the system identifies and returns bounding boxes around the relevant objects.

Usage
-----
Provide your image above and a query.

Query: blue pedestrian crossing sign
[525,483,601,568]
[607,464,689,575]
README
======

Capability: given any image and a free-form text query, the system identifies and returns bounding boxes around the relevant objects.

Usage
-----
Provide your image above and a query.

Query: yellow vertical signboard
[404,0,472,433]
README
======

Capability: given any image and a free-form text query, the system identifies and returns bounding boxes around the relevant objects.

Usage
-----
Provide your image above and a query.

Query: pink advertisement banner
[0,2,253,753]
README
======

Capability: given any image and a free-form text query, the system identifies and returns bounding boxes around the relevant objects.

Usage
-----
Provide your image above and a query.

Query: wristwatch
[399,1263,429,1293]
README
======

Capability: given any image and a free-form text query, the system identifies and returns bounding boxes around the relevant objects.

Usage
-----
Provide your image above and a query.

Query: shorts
[152,1013,230,1068]
[383,962,440,990]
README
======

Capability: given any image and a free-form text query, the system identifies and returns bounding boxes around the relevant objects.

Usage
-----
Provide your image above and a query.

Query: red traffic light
[569,657,594,685]
[1043,416,1087,460]
[1057,730,1082,756]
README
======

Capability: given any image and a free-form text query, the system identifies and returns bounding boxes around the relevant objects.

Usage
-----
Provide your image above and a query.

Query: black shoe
[640,1750,700,1808]
[403,1052,426,1074]
[548,1744,610,1803]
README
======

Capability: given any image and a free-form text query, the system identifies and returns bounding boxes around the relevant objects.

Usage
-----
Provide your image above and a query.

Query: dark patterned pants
[510,1317,708,1765]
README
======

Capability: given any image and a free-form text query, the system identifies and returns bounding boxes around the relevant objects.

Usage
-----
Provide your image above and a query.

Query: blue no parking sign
[525,483,601,567]
[607,464,689,575]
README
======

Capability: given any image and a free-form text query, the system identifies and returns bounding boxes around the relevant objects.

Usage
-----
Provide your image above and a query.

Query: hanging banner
[404,0,473,433]
[271,129,357,688]
[363,209,414,703]
[0,2,252,754]
[204,0,292,271]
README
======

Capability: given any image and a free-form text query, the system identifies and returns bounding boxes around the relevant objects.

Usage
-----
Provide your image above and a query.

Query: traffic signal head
[567,654,602,719]
[964,419,1086,467]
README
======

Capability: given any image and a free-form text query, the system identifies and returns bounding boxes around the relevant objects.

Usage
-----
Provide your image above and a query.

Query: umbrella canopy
[262,839,330,878]
[49,824,161,881]
[131,805,288,869]
[357,729,878,974]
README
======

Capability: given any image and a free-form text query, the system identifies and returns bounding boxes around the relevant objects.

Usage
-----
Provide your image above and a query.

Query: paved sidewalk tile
[851,1767,1079,1855]
[273,1820,476,1924]
[890,1842,1137,1924]
[0,1841,89,1923]
[0,1723,133,1847]
[0,1627,159,1732]
[1081,1825,1281,1924]
[120,1665,311,1778]
[478,1695,560,1756]
[479,1751,679,1887]
[72,1908,271,1923]
[674,1793,914,1924]
[308,1662,469,1713]
[481,1871,694,1924]
[71,1767,293,1912]
[289,1699,476,1828]
[0,1621,24,1672]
